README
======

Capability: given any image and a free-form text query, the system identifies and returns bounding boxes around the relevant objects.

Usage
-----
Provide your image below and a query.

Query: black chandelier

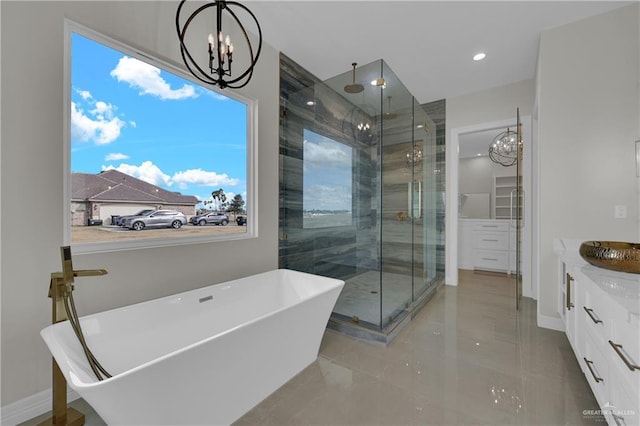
[175,0,262,89]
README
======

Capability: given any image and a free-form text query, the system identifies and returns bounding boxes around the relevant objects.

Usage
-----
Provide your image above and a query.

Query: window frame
[63,20,258,254]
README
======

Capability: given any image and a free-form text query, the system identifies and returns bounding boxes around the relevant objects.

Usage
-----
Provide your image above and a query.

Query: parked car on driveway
[114,209,155,226]
[123,210,187,231]
[190,212,229,226]
[236,215,247,226]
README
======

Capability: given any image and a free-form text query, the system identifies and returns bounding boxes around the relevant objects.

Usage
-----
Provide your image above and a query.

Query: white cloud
[102,161,172,187]
[304,140,351,167]
[71,101,125,145]
[172,168,239,189]
[105,153,130,161]
[110,56,198,100]
[101,162,240,193]
[129,121,137,128]
[90,101,115,120]
[77,89,92,100]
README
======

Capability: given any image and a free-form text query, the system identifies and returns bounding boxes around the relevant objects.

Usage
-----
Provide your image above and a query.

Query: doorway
[445,116,533,301]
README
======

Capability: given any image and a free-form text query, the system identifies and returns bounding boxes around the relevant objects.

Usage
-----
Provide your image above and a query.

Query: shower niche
[279,54,443,342]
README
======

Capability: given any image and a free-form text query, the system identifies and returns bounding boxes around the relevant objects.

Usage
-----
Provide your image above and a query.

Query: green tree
[227,194,245,216]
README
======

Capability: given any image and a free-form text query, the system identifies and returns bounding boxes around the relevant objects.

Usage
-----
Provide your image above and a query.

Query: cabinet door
[564,267,579,353]
[458,220,475,269]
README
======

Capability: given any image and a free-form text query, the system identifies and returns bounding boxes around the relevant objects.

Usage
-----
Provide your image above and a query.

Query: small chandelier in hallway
[175,0,263,89]
[488,128,518,167]
[406,146,423,167]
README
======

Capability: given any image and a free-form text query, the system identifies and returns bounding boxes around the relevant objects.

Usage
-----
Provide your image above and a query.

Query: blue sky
[71,32,247,207]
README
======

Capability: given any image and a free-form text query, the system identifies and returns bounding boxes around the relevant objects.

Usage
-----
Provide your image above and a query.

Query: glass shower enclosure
[279,55,442,341]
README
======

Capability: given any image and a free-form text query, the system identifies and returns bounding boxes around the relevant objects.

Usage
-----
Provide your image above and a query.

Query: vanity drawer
[473,231,508,250]
[609,308,640,395]
[473,221,509,232]
[581,280,609,342]
[609,368,639,426]
[607,366,640,426]
[473,250,508,271]
[582,330,609,407]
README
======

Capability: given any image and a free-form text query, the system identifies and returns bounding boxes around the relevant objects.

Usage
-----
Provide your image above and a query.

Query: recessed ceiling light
[473,52,486,61]
[477,153,482,157]
[370,78,386,88]
[306,100,315,106]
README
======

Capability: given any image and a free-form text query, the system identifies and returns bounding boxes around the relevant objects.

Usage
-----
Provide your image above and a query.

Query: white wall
[0,1,279,407]
[447,79,535,130]
[459,157,494,196]
[459,156,517,218]
[537,4,639,320]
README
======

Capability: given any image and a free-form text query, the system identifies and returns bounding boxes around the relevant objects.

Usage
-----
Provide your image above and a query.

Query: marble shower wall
[279,54,377,281]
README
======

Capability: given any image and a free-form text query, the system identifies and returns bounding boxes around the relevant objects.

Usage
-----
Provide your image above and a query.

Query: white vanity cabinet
[458,219,514,273]
[556,239,640,426]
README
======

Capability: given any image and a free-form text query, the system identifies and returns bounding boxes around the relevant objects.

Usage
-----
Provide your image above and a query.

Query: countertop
[555,238,640,314]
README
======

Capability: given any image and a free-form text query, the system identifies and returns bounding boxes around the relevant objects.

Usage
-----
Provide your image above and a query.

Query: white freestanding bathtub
[40,269,344,425]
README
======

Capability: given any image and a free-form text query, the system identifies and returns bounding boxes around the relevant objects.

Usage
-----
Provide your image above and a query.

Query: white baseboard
[1,388,80,426]
[537,312,564,331]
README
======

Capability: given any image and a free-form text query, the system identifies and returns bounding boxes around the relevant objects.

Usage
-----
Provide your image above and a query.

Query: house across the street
[71,169,199,226]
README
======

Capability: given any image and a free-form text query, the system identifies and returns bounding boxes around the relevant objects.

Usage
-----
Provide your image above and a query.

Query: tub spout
[73,269,108,277]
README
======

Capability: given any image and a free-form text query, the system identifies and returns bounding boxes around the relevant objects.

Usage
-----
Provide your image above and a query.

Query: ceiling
[245,1,633,104]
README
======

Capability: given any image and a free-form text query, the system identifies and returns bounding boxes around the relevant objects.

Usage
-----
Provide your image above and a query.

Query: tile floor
[22,270,602,425]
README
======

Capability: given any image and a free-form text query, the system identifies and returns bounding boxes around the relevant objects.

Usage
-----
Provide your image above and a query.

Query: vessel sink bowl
[579,241,640,274]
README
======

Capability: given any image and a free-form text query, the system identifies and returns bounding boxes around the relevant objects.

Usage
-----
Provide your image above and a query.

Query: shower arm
[44,256,107,426]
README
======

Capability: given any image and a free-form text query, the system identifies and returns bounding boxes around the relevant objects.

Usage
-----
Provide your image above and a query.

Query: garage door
[99,204,156,223]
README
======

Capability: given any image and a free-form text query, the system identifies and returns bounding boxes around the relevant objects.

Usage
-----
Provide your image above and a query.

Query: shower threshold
[327,277,444,344]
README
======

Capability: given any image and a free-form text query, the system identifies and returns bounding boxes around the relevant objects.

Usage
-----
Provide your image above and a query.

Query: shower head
[383,96,398,120]
[344,62,364,94]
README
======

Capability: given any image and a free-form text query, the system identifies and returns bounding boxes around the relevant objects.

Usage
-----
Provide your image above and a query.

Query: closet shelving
[494,175,522,220]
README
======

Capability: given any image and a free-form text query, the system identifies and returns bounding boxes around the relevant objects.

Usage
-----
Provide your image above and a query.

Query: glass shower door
[379,62,414,327]
[514,108,524,310]
[412,98,437,300]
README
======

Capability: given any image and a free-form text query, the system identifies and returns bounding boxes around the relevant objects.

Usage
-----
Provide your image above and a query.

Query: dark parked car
[236,215,247,226]
[114,209,155,226]
[190,212,229,226]
[122,210,187,231]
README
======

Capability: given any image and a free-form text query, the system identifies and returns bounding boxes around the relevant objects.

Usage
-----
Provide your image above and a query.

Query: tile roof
[72,170,198,205]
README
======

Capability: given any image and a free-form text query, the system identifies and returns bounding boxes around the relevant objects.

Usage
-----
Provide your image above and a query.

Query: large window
[302,129,353,228]
[66,23,255,251]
